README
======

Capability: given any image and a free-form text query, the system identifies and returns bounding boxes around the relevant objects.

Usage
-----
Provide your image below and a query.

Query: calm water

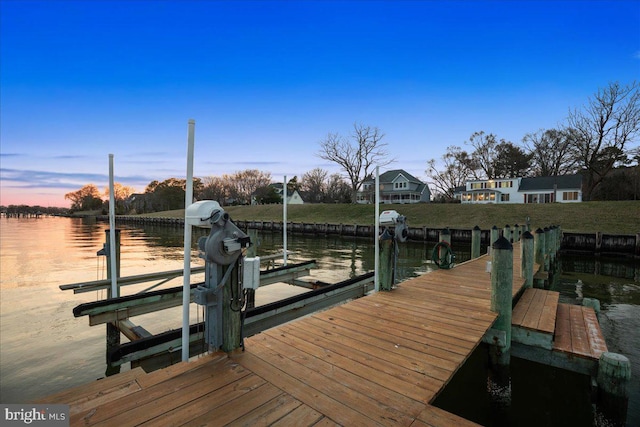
[0,216,638,426]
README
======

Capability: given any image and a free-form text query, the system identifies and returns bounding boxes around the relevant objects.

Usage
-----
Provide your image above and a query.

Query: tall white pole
[108,154,118,298]
[283,175,288,266]
[374,166,380,292]
[182,119,195,362]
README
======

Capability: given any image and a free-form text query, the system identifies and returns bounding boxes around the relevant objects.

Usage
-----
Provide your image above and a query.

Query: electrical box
[243,257,261,290]
[185,200,222,227]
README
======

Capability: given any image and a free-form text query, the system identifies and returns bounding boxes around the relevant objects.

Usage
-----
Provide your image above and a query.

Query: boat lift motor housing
[379,210,408,243]
[192,202,251,351]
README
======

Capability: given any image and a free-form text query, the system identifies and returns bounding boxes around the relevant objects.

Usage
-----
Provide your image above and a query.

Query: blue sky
[1,0,639,207]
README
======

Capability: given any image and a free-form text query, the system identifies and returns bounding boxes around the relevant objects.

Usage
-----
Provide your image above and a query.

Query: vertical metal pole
[283,175,288,266]
[182,119,195,363]
[108,154,118,298]
[374,166,380,292]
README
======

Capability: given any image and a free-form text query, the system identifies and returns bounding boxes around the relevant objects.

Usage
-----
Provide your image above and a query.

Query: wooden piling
[222,259,242,352]
[503,224,512,243]
[105,229,121,376]
[490,226,500,249]
[490,236,513,366]
[543,227,551,271]
[471,225,481,259]
[597,352,631,424]
[513,224,520,242]
[378,230,394,291]
[521,231,534,289]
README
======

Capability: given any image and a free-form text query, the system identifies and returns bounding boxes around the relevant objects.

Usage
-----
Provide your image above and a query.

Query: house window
[501,194,510,202]
[563,191,578,201]
[394,182,407,189]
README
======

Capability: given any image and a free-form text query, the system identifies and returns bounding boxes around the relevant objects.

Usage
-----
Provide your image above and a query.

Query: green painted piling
[471,225,481,259]
[490,236,513,366]
[521,231,534,289]
[534,228,546,288]
[490,226,500,249]
[105,229,121,376]
[503,224,512,243]
[597,352,631,423]
[513,224,520,242]
[379,230,394,291]
[439,227,451,260]
[543,227,551,271]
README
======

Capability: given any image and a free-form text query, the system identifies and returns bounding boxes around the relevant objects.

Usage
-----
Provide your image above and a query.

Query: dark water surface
[0,216,637,426]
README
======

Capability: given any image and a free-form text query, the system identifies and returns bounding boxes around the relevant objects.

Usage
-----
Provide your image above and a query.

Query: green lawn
[138,201,640,235]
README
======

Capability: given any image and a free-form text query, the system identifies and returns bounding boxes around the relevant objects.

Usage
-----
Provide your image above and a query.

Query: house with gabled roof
[357,169,431,204]
[454,174,582,204]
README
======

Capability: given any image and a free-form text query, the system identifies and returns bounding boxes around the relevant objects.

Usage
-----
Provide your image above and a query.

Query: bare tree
[325,173,351,203]
[523,128,579,177]
[301,168,328,203]
[466,131,498,179]
[201,176,229,204]
[425,146,474,200]
[568,81,640,200]
[227,169,272,205]
[317,123,393,203]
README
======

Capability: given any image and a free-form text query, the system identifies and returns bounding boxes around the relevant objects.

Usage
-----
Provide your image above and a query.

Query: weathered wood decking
[41,252,512,426]
[38,243,607,426]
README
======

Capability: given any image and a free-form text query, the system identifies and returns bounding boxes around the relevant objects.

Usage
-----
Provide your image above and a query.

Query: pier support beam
[597,352,631,424]
[521,231,534,289]
[471,225,481,259]
[490,226,500,251]
[534,228,546,288]
[378,230,394,291]
[503,224,512,243]
[104,229,121,376]
[490,236,513,366]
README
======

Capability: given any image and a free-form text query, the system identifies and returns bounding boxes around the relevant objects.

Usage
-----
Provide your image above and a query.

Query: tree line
[47,80,640,212]
[62,168,354,213]
[425,81,640,201]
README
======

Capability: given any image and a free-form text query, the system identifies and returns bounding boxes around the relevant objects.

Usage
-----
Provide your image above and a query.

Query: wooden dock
[39,243,608,426]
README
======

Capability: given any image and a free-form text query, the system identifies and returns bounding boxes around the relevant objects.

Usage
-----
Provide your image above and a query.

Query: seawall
[97,215,640,258]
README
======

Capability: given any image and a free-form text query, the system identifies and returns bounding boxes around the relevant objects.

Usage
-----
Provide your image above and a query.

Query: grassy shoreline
[136,201,640,235]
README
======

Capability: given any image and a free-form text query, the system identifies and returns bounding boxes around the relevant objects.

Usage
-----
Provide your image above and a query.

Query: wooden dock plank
[553,303,572,353]
[266,325,439,402]
[231,350,386,427]
[298,315,453,382]
[73,358,251,426]
[248,336,422,426]
[521,289,547,330]
[222,393,304,427]
[568,304,591,357]
[329,303,483,356]
[416,404,483,427]
[33,367,146,406]
[538,291,559,334]
[269,403,325,427]
[275,322,443,396]
[511,288,535,325]
[582,307,608,358]
[178,383,285,426]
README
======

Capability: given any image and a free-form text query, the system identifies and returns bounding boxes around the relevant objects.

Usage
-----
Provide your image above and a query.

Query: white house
[358,169,431,204]
[455,174,583,204]
[270,183,304,205]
